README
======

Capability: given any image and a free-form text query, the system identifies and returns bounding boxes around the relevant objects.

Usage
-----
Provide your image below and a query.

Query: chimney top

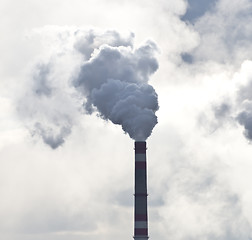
[135,141,146,150]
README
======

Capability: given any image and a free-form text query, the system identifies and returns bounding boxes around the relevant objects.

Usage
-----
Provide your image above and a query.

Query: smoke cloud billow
[73,40,159,141]
[237,110,252,140]
[208,61,252,142]
[235,67,252,141]
[19,29,159,147]
[33,122,72,149]
[18,56,78,149]
[74,29,134,60]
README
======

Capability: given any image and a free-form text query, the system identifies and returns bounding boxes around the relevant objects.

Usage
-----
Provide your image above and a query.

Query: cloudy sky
[2,0,252,239]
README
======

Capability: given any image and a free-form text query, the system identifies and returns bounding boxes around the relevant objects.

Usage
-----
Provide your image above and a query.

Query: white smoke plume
[235,61,252,141]
[74,29,134,60]
[18,60,76,149]
[18,28,159,147]
[207,61,252,142]
[73,40,159,141]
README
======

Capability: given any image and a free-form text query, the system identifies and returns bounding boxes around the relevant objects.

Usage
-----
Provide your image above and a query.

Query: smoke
[181,0,252,65]
[213,102,232,120]
[237,110,252,140]
[235,62,252,141]
[32,122,72,149]
[208,61,252,142]
[18,56,78,149]
[32,63,52,97]
[188,0,252,143]
[73,40,159,141]
[19,28,159,147]
[74,29,134,60]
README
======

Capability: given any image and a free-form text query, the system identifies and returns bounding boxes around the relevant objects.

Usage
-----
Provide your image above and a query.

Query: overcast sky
[2,0,252,239]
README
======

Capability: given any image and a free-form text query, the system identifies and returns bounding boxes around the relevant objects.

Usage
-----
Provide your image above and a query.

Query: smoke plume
[208,61,252,142]
[18,61,76,149]
[73,40,159,141]
[235,63,252,141]
[237,110,252,140]
[19,29,159,147]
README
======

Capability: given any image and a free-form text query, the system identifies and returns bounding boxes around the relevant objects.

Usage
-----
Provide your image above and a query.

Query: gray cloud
[207,94,252,144]
[158,156,252,240]
[33,122,71,149]
[74,29,134,60]
[113,188,133,207]
[18,28,158,149]
[198,100,233,135]
[18,29,159,146]
[237,109,252,141]
[181,0,252,64]
[209,61,252,142]
[17,58,76,149]
[32,63,52,97]
[181,0,217,23]
[185,0,252,142]
[237,77,252,103]
[235,75,252,141]
[213,102,231,120]
[27,63,72,148]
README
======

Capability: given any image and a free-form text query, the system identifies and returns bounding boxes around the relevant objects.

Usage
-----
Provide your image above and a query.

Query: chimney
[134,141,149,240]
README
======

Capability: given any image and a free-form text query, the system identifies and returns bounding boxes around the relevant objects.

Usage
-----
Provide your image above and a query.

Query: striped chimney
[134,141,149,240]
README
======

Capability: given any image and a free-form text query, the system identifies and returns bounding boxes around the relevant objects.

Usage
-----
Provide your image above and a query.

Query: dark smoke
[73,40,159,141]
[237,110,252,140]
[235,72,252,141]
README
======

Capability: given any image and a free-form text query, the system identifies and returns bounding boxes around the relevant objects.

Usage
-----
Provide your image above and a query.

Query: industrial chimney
[134,141,149,240]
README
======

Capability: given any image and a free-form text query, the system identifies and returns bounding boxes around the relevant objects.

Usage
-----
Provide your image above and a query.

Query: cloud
[181,0,252,64]
[17,57,77,149]
[17,28,142,148]
[207,60,252,142]
[18,28,159,146]
[180,0,252,144]
[181,0,218,23]
[74,29,134,60]
[32,122,72,149]
[213,102,232,120]
[237,110,252,140]
[235,62,252,141]
[31,63,52,97]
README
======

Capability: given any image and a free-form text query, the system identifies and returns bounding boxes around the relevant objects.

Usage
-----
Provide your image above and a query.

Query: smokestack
[134,141,148,240]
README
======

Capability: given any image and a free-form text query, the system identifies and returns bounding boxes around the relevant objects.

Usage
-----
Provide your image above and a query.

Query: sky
[1,0,252,239]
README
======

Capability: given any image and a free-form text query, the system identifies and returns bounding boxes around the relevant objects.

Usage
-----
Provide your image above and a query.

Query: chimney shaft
[134,141,149,240]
